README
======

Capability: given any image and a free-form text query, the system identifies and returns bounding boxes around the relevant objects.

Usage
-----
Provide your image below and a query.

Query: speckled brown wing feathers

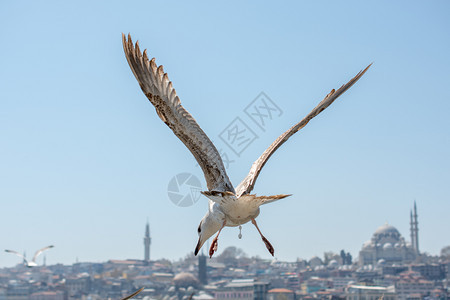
[122,34,234,193]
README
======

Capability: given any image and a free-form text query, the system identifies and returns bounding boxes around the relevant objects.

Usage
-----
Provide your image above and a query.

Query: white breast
[219,194,261,226]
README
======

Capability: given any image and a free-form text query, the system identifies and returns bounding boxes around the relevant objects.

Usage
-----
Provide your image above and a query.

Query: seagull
[5,245,54,267]
[121,287,144,300]
[122,33,371,258]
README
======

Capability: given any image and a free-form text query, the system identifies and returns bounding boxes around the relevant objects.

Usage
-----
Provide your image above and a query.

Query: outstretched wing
[5,249,28,264]
[122,34,234,193]
[32,245,54,263]
[120,287,144,300]
[235,64,372,197]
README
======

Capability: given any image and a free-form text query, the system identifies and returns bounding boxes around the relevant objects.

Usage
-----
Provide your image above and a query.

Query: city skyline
[1,240,448,300]
[3,202,447,269]
[1,1,449,268]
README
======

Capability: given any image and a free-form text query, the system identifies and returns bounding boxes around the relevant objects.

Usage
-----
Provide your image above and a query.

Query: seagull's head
[194,213,222,256]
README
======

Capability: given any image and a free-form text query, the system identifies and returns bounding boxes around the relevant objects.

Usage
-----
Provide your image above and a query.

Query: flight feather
[122,33,234,193]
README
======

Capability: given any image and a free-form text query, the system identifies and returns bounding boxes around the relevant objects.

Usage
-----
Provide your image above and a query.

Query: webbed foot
[262,236,274,256]
[209,238,218,258]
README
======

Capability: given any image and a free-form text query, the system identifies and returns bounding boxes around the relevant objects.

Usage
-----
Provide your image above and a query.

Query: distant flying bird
[119,288,190,300]
[5,245,54,267]
[120,287,144,300]
[122,33,371,258]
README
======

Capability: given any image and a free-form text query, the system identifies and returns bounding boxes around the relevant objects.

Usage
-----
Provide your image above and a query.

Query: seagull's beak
[194,236,203,256]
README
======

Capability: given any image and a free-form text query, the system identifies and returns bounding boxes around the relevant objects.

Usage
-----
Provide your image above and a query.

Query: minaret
[410,209,416,252]
[144,221,151,262]
[198,251,207,285]
[413,201,419,254]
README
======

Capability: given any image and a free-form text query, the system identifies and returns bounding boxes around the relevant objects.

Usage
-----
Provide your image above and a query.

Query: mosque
[358,202,420,265]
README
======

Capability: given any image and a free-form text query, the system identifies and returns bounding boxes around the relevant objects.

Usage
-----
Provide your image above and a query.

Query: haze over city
[1,1,449,269]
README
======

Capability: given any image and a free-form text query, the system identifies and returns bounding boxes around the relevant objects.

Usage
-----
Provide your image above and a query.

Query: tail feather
[258,194,292,205]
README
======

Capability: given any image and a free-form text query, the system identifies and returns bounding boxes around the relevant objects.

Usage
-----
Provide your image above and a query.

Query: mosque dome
[362,241,374,249]
[328,260,338,268]
[372,223,401,245]
[309,256,323,268]
[173,272,199,288]
[374,223,400,235]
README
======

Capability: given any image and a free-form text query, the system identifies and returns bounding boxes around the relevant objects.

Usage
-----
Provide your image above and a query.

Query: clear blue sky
[1,1,449,268]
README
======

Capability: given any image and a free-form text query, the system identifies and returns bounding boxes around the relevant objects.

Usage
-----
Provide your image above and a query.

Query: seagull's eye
[197,223,201,233]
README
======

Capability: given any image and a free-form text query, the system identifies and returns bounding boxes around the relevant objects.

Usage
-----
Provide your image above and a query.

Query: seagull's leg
[209,220,226,258]
[251,218,274,256]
